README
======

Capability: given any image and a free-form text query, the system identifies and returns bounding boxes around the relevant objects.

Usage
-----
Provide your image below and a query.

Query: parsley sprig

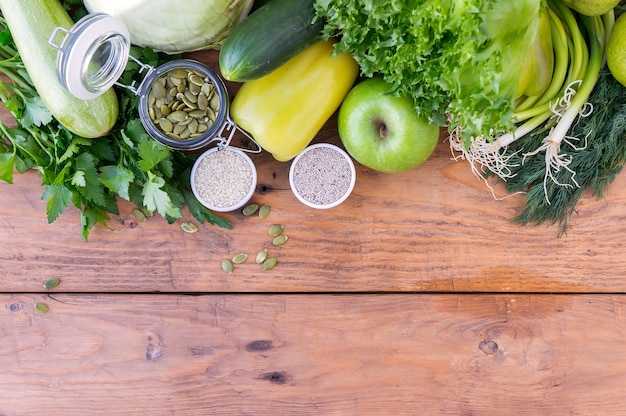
[0,13,232,240]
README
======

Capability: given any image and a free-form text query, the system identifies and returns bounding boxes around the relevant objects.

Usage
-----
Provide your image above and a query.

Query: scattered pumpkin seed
[232,253,248,264]
[132,208,147,222]
[221,258,234,274]
[43,277,60,290]
[181,222,199,233]
[258,203,271,219]
[268,224,283,237]
[262,256,278,271]
[242,203,259,216]
[272,234,289,246]
[34,303,49,313]
[141,208,154,218]
[256,249,268,264]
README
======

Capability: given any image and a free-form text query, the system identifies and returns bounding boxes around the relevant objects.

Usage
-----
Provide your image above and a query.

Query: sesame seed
[193,149,253,208]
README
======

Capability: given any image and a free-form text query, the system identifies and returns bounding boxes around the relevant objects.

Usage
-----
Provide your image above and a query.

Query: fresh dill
[495,66,626,234]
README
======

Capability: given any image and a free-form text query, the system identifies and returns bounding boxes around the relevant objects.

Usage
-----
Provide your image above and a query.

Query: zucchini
[219,0,324,82]
[0,0,118,138]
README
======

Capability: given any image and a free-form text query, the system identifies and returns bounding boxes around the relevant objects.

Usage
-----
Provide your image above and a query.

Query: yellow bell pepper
[230,39,359,162]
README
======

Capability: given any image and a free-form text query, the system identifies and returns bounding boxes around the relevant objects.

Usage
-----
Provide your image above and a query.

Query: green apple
[337,77,440,173]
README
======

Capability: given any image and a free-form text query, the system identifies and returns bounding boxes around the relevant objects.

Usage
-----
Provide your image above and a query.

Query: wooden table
[2,50,626,415]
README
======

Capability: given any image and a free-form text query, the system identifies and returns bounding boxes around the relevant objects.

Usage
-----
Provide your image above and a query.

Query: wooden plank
[1,293,626,415]
[3,49,626,293]
[2,140,626,293]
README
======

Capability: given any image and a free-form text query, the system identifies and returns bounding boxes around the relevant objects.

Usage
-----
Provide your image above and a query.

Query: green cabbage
[314,0,542,142]
[84,0,254,53]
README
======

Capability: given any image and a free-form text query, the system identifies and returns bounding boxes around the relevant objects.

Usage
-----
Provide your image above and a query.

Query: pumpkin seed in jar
[152,82,166,99]
[189,73,204,86]
[169,110,188,122]
[158,118,174,133]
[173,122,187,135]
[169,74,183,86]
[148,67,221,141]
[209,93,220,111]
[206,107,216,122]
[189,82,201,95]
[178,127,191,140]
[170,68,189,78]
[184,88,198,101]
[182,96,197,109]
[197,93,208,111]
[187,119,199,134]
[201,81,211,95]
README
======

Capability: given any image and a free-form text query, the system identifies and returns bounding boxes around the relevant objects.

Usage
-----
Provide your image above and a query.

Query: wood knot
[6,303,20,313]
[146,334,166,361]
[259,371,290,385]
[479,339,499,355]
[246,340,273,352]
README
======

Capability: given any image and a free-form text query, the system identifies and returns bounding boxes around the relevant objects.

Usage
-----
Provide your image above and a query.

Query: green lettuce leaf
[315,0,541,142]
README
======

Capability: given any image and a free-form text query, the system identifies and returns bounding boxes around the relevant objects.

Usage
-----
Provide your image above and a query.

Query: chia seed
[291,145,354,207]
[193,149,254,209]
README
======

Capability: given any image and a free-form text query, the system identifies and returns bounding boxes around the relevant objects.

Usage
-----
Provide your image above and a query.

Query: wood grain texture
[2,49,626,294]
[2,126,626,293]
[1,293,625,415]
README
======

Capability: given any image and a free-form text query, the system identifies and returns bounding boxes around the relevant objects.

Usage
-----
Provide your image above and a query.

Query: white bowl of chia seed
[190,147,257,212]
[289,143,356,209]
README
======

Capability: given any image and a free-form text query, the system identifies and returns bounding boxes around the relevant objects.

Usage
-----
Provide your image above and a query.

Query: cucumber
[219,0,324,82]
[0,0,119,138]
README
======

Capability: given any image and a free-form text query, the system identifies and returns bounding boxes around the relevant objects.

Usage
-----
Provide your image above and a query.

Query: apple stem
[377,122,388,140]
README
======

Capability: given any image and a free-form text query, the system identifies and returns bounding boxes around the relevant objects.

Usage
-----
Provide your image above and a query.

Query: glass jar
[49,13,259,154]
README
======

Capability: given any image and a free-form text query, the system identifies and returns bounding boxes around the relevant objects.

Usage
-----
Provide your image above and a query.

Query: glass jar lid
[49,13,130,100]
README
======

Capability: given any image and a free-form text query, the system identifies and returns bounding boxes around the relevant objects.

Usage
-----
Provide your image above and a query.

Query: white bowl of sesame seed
[289,143,356,209]
[190,147,257,212]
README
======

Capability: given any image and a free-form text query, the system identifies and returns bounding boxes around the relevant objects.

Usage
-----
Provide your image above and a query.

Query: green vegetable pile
[316,0,626,234]
[451,1,620,234]
[502,65,626,233]
[314,0,542,142]
[0,4,231,240]
[491,4,626,234]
